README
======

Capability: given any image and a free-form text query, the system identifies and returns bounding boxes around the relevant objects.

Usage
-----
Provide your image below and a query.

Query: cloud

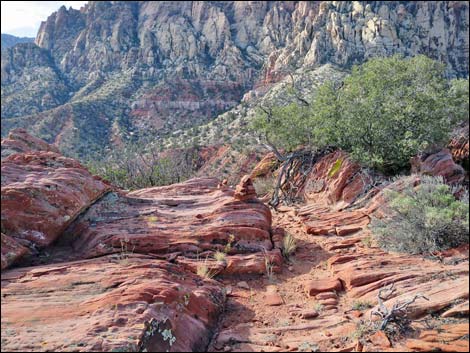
[1,1,88,37]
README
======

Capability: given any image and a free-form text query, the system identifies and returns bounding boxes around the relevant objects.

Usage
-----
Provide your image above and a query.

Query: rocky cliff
[1,1,469,158]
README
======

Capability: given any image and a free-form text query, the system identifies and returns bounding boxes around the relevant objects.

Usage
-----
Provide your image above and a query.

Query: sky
[1,1,88,37]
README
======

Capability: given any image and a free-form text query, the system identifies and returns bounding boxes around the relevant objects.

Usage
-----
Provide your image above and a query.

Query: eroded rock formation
[1,131,282,351]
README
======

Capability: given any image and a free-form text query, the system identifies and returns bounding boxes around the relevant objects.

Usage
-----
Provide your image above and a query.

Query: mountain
[0,34,34,51]
[1,1,469,159]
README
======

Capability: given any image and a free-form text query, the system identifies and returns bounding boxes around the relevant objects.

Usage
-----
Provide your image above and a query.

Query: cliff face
[264,1,470,81]
[1,1,469,158]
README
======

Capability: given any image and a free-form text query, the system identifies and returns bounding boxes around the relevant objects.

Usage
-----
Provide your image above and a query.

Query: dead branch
[269,147,334,209]
[371,283,429,331]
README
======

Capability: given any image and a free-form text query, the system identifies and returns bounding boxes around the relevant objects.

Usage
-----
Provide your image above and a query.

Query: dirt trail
[208,206,359,352]
[208,205,470,352]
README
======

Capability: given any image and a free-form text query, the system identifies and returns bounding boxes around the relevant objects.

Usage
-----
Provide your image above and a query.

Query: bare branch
[371,283,429,331]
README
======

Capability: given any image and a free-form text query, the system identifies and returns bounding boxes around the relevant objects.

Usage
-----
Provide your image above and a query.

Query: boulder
[1,149,111,269]
[1,128,60,158]
[411,148,465,184]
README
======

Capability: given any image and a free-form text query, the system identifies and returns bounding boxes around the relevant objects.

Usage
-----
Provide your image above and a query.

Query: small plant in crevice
[361,236,372,248]
[224,233,236,254]
[118,237,135,264]
[213,251,227,263]
[196,255,219,280]
[146,215,158,223]
[282,232,297,259]
[349,320,376,341]
[264,253,276,282]
[351,300,374,311]
[313,303,324,313]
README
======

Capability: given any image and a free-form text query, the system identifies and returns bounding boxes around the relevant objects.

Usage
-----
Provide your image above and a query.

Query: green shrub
[251,55,469,173]
[370,176,469,255]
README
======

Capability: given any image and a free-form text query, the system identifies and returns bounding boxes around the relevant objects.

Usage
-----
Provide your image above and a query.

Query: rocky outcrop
[0,131,284,351]
[1,131,280,275]
[265,1,469,80]
[411,148,466,184]
[2,2,468,157]
[62,176,278,276]
[1,151,111,267]
[1,256,225,352]
[1,128,60,158]
[302,150,376,208]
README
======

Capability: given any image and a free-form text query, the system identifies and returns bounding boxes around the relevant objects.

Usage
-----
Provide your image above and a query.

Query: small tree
[251,55,469,173]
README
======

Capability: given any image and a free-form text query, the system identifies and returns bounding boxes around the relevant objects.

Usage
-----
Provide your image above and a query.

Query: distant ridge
[1,33,34,50]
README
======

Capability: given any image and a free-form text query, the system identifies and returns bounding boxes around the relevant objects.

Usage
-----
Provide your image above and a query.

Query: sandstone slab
[1,149,110,269]
[1,255,225,352]
[305,279,343,297]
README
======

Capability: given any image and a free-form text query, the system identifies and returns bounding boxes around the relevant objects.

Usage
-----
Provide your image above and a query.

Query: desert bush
[351,300,374,311]
[370,176,469,255]
[86,144,199,190]
[252,55,469,173]
[253,175,276,196]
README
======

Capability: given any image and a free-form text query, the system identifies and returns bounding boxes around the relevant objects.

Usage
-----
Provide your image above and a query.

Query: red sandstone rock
[369,331,391,348]
[234,175,258,201]
[250,152,279,179]
[264,292,284,306]
[1,128,60,158]
[0,255,225,351]
[318,298,338,306]
[305,279,343,297]
[406,323,469,352]
[300,310,319,319]
[223,249,282,275]
[302,151,372,206]
[1,233,30,270]
[63,177,276,276]
[1,148,111,269]
[315,292,338,300]
[441,301,469,318]
[303,209,370,236]
[411,148,465,184]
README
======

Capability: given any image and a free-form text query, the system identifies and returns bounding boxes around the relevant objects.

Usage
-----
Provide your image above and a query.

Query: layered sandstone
[1,131,283,351]
[1,256,225,352]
